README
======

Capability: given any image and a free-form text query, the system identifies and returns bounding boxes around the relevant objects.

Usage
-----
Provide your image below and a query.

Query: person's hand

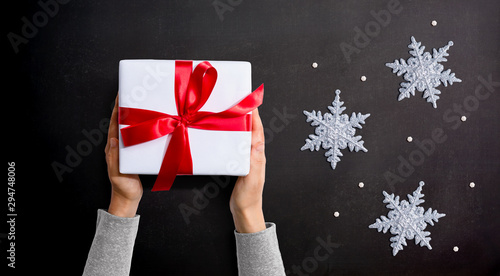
[230,108,267,233]
[105,95,143,218]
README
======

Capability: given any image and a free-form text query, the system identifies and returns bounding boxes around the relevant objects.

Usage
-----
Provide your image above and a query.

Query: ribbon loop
[119,61,263,191]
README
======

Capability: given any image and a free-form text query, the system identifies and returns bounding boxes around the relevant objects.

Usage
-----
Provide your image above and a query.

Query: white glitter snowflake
[301,90,370,170]
[369,181,446,256]
[386,36,462,108]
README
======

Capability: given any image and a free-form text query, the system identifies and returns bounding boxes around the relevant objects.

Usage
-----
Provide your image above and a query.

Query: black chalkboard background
[4,0,500,275]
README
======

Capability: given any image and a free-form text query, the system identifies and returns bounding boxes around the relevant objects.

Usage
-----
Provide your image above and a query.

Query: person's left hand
[105,95,143,218]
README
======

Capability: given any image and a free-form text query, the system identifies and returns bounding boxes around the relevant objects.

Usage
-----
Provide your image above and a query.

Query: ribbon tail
[214,84,264,117]
[152,124,191,191]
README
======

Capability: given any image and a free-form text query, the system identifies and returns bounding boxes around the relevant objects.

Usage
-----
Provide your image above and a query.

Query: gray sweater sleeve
[83,211,284,275]
[234,222,286,276]
[83,209,140,276]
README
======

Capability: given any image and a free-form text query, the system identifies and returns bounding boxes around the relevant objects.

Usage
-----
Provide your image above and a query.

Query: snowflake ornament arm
[386,36,462,108]
[301,90,370,170]
[369,181,446,256]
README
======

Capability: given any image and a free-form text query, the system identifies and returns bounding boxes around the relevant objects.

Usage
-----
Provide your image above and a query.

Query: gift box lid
[118,59,254,177]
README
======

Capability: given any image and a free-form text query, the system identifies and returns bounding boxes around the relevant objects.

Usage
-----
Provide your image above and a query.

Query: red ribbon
[119,60,264,191]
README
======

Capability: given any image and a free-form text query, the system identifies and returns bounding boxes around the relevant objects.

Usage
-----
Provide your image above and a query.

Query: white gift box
[118,59,253,176]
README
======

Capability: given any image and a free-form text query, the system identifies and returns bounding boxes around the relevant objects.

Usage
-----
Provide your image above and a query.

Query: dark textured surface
[4,0,500,275]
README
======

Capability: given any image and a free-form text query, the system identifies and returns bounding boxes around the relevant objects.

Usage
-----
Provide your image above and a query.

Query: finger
[106,95,119,154]
[251,108,265,151]
[109,95,119,139]
[249,108,266,172]
[106,137,120,177]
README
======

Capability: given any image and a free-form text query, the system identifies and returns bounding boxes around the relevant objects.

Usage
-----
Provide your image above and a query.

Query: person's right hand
[229,108,267,233]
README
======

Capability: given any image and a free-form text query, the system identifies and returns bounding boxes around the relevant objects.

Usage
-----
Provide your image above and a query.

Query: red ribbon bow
[119,60,264,191]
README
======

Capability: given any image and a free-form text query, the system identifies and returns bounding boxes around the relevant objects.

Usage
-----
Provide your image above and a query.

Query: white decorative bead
[312,62,318,68]
[431,20,438,26]
[407,136,413,142]
[461,116,467,122]
[333,211,340,217]
[469,182,475,188]
[358,182,365,188]
[360,75,367,82]
[453,246,459,252]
